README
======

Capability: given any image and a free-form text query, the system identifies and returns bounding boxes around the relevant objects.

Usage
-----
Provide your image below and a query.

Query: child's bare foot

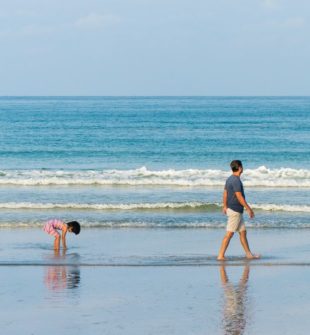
[246,253,260,259]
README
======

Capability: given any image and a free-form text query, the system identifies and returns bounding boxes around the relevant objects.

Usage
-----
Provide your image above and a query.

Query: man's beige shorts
[226,208,246,232]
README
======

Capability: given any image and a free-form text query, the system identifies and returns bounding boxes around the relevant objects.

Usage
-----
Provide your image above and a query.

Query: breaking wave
[0,166,309,187]
[1,220,310,229]
[0,201,309,212]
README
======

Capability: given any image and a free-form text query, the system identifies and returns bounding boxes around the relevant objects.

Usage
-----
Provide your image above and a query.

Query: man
[217,160,260,260]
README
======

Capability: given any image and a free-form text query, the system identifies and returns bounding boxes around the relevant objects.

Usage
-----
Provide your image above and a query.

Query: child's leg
[44,223,61,250]
[54,235,60,250]
[217,231,234,260]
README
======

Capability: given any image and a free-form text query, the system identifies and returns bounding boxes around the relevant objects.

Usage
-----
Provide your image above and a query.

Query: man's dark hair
[66,221,81,235]
[230,160,243,172]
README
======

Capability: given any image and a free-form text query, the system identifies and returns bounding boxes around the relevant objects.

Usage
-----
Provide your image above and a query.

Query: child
[43,219,81,250]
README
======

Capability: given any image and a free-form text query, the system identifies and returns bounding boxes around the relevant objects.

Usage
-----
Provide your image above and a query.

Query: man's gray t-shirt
[225,175,245,213]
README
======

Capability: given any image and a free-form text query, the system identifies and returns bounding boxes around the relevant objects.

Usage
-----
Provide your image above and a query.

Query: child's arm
[62,225,68,249]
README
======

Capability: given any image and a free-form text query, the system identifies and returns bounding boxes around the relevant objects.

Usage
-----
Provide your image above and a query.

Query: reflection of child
[44,265,81,291]
[45,266,67,291]
[43,219,80,250]
[45,251,81,291]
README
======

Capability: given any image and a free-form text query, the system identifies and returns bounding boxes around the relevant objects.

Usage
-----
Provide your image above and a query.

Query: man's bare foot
[246,253,260,259]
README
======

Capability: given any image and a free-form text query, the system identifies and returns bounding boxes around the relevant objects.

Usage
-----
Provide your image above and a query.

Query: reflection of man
[44,250,80,291]
[220,265,250,335]
[218,160,259,260]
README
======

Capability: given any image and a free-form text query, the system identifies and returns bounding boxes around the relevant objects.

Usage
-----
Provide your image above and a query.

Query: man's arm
[235,192,254,218]
[223,189,228,214]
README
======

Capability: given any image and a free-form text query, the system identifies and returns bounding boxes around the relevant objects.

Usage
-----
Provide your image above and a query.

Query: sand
[1,227,310,334]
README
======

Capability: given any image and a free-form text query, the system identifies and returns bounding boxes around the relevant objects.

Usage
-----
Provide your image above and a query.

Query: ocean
[0,96,309,230]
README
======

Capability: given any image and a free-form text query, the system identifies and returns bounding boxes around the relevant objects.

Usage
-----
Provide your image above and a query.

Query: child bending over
[43,219,80,250]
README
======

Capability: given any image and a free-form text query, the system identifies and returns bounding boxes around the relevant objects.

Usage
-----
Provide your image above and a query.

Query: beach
[0,96,309,334]
[2,228,310,335]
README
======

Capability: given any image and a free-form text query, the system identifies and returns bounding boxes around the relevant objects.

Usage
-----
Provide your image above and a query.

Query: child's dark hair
[66,221,81,235]
[230,160,243,172]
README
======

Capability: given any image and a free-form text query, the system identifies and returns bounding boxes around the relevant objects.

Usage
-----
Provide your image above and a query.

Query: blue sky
[0,0,309,95]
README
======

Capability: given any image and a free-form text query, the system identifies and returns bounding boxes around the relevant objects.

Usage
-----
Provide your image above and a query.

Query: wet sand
[1,228,310,334]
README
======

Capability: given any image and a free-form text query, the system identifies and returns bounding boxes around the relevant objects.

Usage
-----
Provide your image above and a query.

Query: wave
[1,220,310,229]
[0,201,220,211]
[252,204,310,213]
[0,166,310,187]
[0,201,309,212]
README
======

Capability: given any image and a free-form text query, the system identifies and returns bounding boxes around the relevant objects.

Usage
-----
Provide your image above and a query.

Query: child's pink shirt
[43,219,65,237]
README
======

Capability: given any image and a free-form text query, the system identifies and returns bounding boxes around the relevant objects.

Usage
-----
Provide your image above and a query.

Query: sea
[0,96,309,230]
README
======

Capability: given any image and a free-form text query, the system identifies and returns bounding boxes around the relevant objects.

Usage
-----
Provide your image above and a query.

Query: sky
[0,0,309,96]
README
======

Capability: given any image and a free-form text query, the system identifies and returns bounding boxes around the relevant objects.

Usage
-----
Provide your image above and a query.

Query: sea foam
[0,202,309,212]
[0,166,309,187]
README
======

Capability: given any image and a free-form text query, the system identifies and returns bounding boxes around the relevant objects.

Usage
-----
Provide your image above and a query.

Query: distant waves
[0,166,309,187]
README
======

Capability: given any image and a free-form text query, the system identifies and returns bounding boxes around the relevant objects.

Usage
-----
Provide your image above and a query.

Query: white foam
[0,201,309,212]
[0,201,218,210]
[0,166,309,187]
[251,204,310,212]
[1,220,310,229]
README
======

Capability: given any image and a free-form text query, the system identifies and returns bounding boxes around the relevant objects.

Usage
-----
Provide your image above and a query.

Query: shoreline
[1,227,310,266]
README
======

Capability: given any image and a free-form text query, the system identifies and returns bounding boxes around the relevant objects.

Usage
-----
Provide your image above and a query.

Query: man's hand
[222,189,228,215]
[246,207,255,219]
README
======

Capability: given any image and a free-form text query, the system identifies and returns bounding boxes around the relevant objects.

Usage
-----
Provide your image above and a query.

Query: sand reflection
[44,250,80,291]
[220,265,250,335]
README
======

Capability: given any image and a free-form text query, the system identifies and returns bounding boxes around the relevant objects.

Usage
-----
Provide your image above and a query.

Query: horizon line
[0,95,309,98]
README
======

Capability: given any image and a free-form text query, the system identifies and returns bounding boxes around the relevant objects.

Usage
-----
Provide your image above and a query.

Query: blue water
[1,96,309,169]
[0,96,309,228]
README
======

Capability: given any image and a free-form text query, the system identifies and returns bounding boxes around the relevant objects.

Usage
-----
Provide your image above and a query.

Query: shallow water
[1,263,310,335]
[1,228,310,266]
[2,227,310,334]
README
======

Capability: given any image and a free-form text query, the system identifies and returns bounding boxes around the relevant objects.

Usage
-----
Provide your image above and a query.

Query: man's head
[230,160,243,173]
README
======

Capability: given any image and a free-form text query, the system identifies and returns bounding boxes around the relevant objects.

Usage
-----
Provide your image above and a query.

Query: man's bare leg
[217,231,234,260]
[239,230,260,259]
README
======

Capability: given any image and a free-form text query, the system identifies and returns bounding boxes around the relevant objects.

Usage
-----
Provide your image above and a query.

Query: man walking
[217,160,260,260]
